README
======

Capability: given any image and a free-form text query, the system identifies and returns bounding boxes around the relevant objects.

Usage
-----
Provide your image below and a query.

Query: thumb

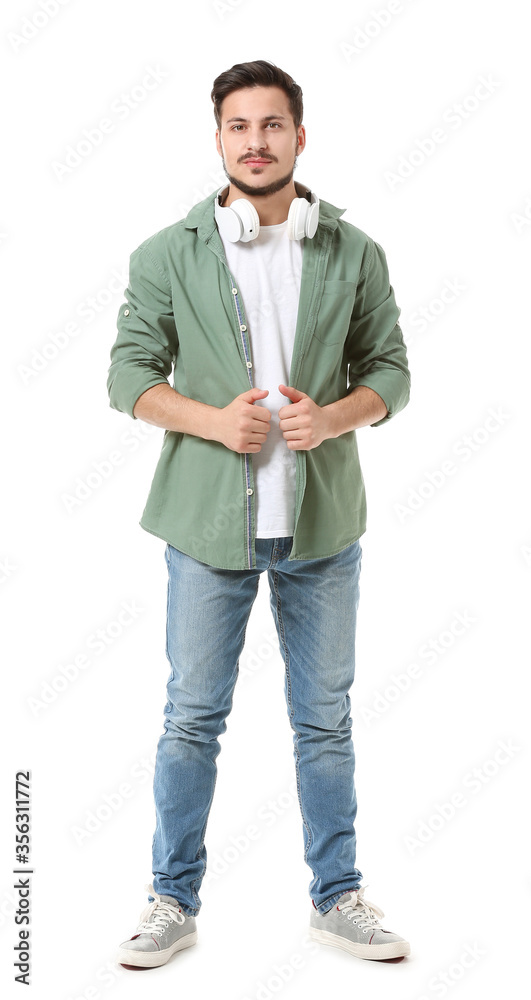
[279,383,307,402]
[241,387,269,403]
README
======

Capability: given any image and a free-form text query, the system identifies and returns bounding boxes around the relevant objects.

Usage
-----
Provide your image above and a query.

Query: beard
[221,151,299,199]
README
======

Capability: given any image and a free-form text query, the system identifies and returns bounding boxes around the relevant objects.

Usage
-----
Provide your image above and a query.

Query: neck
[221,181,304,226]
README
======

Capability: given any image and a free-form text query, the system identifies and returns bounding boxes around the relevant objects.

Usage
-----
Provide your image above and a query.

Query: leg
[267,536,364,915]
[151,542,261,914]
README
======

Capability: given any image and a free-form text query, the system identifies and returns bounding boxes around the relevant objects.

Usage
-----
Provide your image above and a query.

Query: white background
[1,0,530,997]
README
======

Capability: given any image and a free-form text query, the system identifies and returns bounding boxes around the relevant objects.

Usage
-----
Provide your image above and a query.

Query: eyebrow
[224,115,288,124]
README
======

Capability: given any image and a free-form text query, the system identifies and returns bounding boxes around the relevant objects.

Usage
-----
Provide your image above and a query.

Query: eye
[230,122,282,131]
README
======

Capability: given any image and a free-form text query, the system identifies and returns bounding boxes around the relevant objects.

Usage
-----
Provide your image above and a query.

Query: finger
[251,408,272,423]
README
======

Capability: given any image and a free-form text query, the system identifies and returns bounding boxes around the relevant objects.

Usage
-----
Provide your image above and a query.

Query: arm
[132,382,219,438]
[278,240,409,449]
[108,243,271,453]
[278,382,388,449]
[323,384,388,436]
[344,237,410,427]
[107,243,178,419]
[133,382,272,453]
[107,242,227,437]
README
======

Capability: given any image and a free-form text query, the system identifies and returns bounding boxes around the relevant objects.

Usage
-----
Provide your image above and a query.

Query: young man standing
[108,60,411,969]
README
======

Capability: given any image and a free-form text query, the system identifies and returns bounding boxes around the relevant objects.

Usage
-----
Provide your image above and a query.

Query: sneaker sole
[116,930,198,968]
[309,927,410,961]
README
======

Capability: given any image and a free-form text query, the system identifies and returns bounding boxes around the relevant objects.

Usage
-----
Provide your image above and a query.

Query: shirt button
[232,287,238,295]
[246,488,253,495]
[246,361,252,368]
[124,308,130,316]
[240,324,247,331]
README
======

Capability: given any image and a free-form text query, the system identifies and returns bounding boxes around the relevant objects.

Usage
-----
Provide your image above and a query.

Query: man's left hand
[278,384,332,450]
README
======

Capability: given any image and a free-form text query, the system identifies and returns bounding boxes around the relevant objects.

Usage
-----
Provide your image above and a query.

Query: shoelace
[337,886,385,931]
[135,887,185,938]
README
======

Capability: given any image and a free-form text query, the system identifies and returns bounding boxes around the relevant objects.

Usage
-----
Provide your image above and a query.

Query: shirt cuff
[352,369,410,427]
[109,370,170,420]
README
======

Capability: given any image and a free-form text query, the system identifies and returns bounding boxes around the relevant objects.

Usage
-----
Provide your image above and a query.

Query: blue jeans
[150,535,364,916]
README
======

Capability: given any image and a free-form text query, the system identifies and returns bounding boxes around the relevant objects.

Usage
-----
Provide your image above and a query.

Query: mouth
[244,159,273,166]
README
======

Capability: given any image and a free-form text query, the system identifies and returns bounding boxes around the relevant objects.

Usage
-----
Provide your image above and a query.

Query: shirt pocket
[313,279,358,345]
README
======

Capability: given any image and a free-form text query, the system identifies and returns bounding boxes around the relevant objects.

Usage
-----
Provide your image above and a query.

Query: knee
[160,707,230,744]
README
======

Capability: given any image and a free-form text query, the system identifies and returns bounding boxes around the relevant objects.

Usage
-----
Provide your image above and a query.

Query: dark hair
[211,60,303,131]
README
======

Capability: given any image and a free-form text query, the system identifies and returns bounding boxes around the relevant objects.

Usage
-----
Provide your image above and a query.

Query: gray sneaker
[116,883,198,968]
[309,885,410,961]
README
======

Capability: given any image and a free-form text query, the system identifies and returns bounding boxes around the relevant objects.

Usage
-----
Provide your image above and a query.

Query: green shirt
[107,187,410,569]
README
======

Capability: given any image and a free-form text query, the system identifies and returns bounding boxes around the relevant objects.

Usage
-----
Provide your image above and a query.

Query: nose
[246,128,268,154]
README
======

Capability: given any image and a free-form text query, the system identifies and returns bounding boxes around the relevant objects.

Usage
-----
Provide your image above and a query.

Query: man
[108,59,411,969]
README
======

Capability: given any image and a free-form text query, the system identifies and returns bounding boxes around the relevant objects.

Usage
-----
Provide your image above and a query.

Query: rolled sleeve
[107,243,177,419]
[346,239,410,427]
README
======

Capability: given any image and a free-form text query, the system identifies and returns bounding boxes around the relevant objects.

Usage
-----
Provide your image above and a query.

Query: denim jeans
[150,535,364,916]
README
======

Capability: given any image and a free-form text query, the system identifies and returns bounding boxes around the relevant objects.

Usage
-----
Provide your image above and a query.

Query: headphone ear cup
[214,189,261,242]
[232,198,260,243]
[287,197,308,241]
[305,201,319,239]
[216,202,243,242]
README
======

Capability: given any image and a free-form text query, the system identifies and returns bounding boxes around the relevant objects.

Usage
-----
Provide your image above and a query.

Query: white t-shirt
[221,220,303,537]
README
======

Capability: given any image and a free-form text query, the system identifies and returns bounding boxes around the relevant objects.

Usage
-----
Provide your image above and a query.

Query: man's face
[215,85,305,198]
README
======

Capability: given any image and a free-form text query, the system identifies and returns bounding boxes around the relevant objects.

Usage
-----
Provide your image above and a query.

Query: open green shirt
[107,186,410,569]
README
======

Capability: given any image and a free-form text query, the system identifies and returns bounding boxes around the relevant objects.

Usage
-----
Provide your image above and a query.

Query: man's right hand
[215,388,271,453]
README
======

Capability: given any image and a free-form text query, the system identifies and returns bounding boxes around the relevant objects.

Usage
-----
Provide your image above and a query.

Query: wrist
[322,401,343,440]
[197,403,223,442]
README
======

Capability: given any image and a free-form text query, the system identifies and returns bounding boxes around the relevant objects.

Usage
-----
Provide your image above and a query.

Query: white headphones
[214,182,320,243]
